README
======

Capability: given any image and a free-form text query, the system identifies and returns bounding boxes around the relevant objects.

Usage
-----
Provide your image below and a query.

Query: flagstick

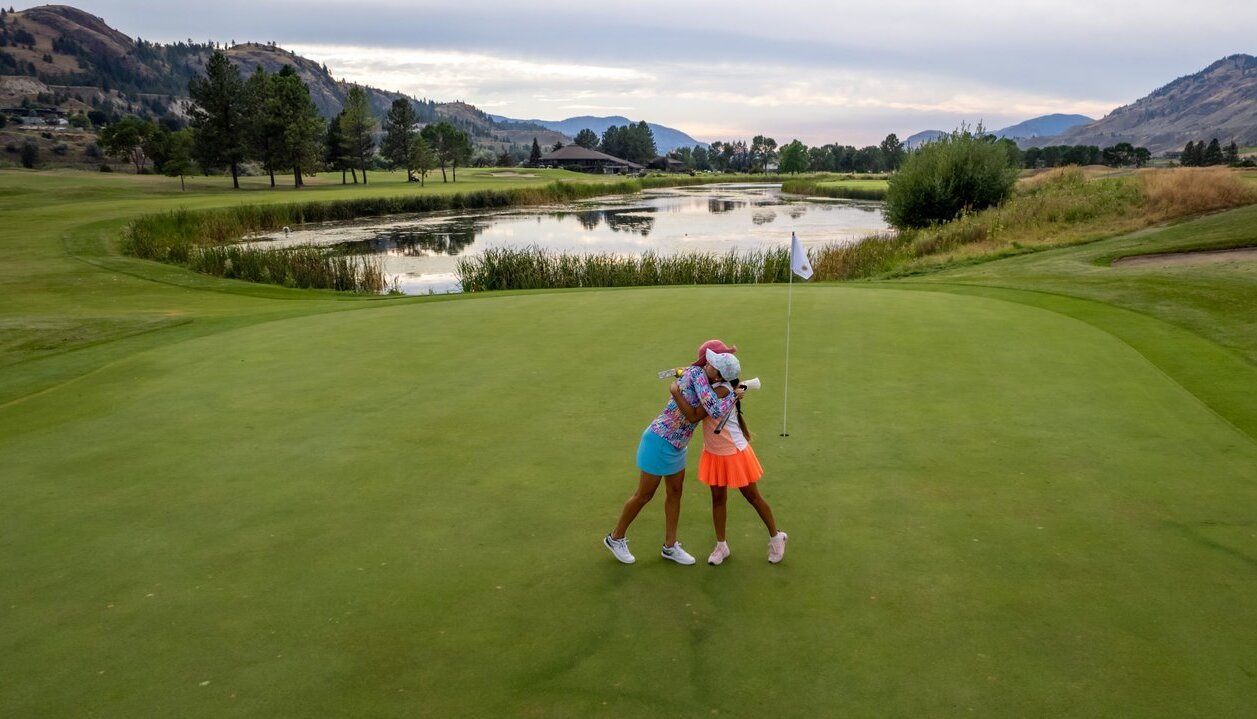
[782,240,794,437]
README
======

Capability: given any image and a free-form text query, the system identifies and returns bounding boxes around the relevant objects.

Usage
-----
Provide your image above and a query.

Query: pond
[248,183,888,294]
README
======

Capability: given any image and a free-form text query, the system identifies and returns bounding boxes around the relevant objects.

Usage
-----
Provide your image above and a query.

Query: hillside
[1025,54,1257,154]
[904,129,946,148]
[492,113,705,153]
[0,6,436,118]
[995,113,1093,139]
[0,4,566,155]
[905,114,1093,149]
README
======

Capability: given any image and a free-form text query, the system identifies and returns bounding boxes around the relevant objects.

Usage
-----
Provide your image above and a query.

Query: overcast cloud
[40,0,1256,144]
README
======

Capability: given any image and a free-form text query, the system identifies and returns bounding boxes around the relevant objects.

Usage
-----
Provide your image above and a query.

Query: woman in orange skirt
[673,351,787,565]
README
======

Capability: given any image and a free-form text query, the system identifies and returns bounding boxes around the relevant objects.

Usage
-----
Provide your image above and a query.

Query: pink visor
[693,339,737,366]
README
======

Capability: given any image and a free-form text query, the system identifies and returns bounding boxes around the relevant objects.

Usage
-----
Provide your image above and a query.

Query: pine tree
[272,66,324,188]
[1181,141,1198,167]
[529,137,542,166]
[324,111,349,184]
[188,50,246,188]
[243,66,282,187]
[574,128,598,149]
[1225,141,1240,166]
[1202,138,1224,166]
[420,121,472,182]
[339,87,376,184]
[407,134,437,186]
[380,98,418,177]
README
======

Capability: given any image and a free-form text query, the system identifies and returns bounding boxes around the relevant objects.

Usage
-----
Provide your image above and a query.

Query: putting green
[3,284,1255,717]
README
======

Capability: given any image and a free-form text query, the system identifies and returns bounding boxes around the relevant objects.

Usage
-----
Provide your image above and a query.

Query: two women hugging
[604,339,787,566]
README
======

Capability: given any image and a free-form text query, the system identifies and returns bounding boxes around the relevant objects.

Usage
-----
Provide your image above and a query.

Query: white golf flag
[790,233,813,280]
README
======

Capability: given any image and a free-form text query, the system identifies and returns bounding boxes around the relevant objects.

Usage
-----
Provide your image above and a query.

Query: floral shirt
[647,365,736,449]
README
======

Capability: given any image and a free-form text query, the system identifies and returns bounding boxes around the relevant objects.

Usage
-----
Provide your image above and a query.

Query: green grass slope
[2,169,1256,717]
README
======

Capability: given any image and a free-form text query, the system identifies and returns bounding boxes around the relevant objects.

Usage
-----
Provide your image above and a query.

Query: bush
[20,141,38,168]
[884,127,1019,229]
[52,143,69,156]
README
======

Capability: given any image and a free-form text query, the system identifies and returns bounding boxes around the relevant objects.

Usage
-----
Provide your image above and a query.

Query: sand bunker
[1112,247,1257,268]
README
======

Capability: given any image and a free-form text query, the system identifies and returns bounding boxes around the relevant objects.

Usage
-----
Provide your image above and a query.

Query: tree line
[1180,138,1243,167]
[1022,143,1152,169]
[90,50,475,189]
[644,134,908,174]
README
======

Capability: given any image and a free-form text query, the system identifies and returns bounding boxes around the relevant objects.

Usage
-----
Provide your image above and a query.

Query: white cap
[705,349,741,381]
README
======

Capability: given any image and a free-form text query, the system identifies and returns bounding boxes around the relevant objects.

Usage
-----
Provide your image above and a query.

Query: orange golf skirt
[698,445,764,488]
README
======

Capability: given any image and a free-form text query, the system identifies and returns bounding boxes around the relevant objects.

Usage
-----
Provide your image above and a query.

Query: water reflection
[248,184,888,295]
[566,208,657,236]
[334,218,486,257]
[708,199,745,213]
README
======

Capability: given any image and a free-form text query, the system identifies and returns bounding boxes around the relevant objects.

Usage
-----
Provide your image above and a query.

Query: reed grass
[188,245,388,293]
[457,246,792,292]
[781,177,889,200]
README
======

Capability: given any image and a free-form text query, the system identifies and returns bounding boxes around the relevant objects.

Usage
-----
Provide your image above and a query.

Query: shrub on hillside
[884,127,1018,229]
[20,141,38,169]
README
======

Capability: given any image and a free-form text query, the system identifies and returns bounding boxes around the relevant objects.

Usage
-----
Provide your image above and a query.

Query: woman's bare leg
[710,486,729,542]
[739,483,778,536]
[662,469,686,546]
[611,471,662,540]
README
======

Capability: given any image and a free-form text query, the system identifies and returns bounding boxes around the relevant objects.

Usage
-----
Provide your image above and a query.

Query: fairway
[4,282,1256,716]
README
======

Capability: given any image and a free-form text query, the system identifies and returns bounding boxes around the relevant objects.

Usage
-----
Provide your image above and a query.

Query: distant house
[648,154,688,173]
[537,145,644,174]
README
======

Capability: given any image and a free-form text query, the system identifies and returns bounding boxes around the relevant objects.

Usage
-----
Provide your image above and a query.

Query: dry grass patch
[812,166,1257,280]
[1141,167,1257,218]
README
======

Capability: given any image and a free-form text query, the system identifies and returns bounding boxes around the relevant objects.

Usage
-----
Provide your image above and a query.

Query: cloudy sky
[43,0,1257,145]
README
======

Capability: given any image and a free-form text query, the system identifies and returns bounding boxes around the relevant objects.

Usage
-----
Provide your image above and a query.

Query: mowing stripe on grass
[880,281,1257,445]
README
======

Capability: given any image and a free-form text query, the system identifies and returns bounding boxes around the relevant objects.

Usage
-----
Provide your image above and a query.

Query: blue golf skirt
[636,429,687,476]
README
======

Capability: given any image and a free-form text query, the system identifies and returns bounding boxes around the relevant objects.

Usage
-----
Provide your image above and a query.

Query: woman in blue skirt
[603,341,743,565]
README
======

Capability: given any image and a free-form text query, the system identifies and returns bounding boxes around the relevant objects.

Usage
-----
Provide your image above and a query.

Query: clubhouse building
[535,145,645,174]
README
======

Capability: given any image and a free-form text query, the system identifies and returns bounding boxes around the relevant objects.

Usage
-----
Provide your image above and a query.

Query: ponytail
[735,399,751,442]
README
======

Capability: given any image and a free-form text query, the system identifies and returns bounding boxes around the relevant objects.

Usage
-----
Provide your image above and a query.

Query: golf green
[4,284,1255,716]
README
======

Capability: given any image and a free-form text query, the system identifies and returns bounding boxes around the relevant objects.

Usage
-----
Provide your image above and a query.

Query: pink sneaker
[768,532,788,563]
[708,542,731,565]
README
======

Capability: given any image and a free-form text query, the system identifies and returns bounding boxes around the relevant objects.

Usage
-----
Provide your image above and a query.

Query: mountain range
[905,54,1257,155]
[1021,54,1257,154]
[490,114,705,154]
[3,5,1255,160]
[904,114,1096,149]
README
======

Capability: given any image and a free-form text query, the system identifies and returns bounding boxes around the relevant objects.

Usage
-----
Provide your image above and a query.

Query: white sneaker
[604,534,635,564]
[708,542,731,565]
[768,532,788,564]
[661,541,696,565]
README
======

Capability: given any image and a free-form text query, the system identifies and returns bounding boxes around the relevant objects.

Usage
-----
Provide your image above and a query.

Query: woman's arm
[670,382,705,423]
[692,372,738,419]
[671,380,732,423]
